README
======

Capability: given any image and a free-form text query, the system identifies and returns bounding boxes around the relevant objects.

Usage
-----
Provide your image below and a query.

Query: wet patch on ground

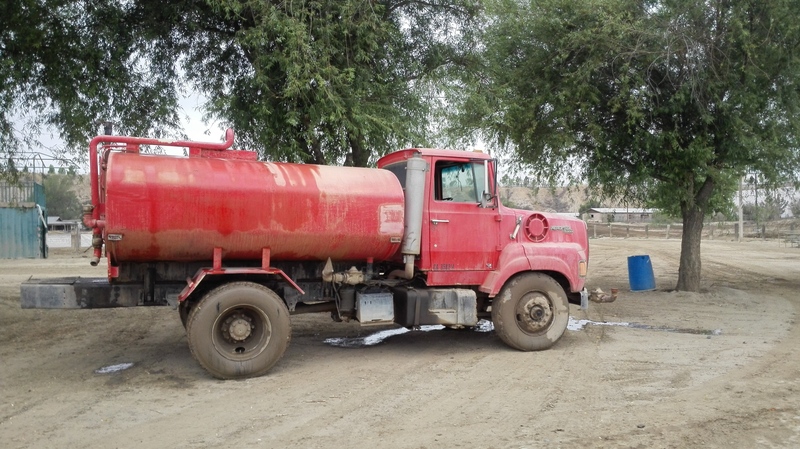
[324,320,494,348]
[324,318,722,349]
[569,317,722,335]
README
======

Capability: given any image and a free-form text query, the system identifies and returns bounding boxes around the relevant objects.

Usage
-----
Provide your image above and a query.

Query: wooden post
[71,225,81,252]
[645,224,649,239]
[666,224,670,239]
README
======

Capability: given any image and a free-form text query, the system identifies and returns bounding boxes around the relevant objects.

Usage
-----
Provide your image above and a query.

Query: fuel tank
[102,152,405,263]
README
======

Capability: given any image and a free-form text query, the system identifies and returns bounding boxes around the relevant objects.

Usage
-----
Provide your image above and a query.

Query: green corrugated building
[0,181,48,258]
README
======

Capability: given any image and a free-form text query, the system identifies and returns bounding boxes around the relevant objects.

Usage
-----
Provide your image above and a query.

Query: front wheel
[186,282,291,379]
[491,273,569,351]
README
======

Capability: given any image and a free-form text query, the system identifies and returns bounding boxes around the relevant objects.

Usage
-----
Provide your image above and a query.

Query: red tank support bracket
[178,267,305,303]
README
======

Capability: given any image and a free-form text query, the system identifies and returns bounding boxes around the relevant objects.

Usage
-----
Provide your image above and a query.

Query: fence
[46,231,92,250]
[589,219,800,241]
[0,181,45,206]
[43,220,800,254]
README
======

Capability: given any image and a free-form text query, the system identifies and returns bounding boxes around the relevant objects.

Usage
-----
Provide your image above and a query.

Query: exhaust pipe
[395,154,427,279]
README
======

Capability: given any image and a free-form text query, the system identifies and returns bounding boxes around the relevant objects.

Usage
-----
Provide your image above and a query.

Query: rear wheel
[178,300,192,328]
[186,282,291,379]
[491,273,569,351]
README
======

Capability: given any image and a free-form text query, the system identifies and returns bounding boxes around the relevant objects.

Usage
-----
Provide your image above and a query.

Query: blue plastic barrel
[627,255,656,291]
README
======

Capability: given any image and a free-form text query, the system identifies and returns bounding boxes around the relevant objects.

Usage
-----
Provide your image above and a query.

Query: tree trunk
[676,203,704,292]
[299,118,326,165]
[675,176,715,292]
[347,129,369,167]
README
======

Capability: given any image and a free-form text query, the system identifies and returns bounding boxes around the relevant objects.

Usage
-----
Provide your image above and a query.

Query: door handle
[431,219,450,225]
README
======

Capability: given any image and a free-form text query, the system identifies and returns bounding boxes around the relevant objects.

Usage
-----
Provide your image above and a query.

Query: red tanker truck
[21,130,589,379]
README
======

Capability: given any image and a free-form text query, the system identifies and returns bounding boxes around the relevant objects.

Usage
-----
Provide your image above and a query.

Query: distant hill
[498,185,591,213]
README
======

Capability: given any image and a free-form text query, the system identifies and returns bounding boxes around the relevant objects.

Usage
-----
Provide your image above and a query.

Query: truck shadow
[315,322,503,352]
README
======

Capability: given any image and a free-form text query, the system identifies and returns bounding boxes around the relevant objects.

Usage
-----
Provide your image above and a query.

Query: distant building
[47,216,81,232]
[554,212,581,219]
[585,207,656,223]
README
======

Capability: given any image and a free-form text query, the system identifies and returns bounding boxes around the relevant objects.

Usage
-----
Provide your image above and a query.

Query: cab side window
[435,161,480,203]
[382,162,407,188]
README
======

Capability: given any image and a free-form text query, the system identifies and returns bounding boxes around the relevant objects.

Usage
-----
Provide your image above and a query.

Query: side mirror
[479,159,496,208]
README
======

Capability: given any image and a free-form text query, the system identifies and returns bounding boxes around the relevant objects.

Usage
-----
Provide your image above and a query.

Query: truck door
[428,159,500,273]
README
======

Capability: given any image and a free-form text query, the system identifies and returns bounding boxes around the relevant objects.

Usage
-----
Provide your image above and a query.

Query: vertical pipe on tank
[399,154,427,279]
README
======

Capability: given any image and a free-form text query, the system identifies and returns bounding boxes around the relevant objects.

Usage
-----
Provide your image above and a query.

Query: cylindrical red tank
[102,152,405,263]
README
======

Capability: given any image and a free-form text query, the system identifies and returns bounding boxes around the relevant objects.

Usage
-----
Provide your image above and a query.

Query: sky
[177,93,227,142]
[14,92,226,173]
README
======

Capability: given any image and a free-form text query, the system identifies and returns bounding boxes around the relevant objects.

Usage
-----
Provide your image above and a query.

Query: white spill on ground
[569,318,723,335]
[324,320,497,348]
[567,317,630,331]
[324,317,721,349]
[95,363,134,374]
[324,325,443,348]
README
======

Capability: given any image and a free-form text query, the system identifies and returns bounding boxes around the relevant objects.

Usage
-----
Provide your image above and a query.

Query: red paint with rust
[100,150,405,265]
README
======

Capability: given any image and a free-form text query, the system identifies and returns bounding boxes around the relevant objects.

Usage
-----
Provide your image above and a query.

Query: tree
[765,193,788,221]
[1,0,481,169]
[1,0,184,174]
[449,0,800,291]
[42,173,83,220]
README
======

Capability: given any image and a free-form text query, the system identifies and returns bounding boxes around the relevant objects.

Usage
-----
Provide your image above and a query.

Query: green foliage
[42,174,83,220]
[1,1,183,166]
[1,0,481,168]
[763,193,789,221]
[744,192,789,222]
[791,199,800,218]
[448,0,800,290]
[453,0,800,202]
[650,210,679,225]
[707,209,736,223]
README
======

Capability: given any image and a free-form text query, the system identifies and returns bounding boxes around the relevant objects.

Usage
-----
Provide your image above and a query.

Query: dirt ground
[1,238,799,448]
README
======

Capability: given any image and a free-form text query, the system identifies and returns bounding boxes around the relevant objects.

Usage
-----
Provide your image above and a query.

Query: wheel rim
[514,292,554,335]
[212,305,272,361]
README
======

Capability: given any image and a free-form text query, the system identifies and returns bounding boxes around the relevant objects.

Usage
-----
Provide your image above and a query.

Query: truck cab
[379,148,588,301]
